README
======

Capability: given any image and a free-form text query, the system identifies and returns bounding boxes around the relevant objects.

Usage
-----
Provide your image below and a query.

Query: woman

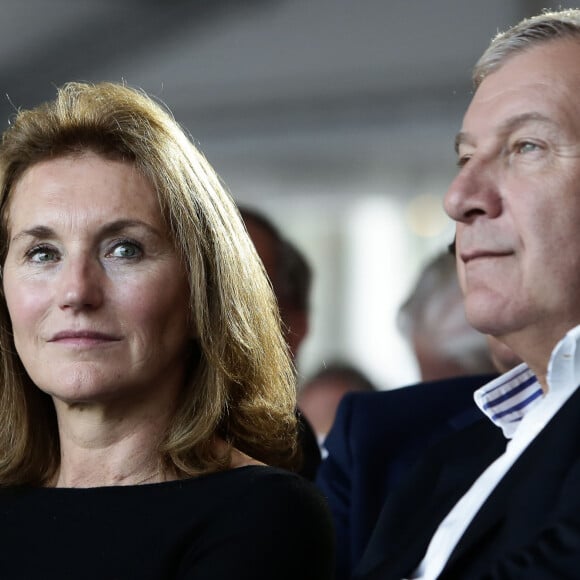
[0,82,333,579]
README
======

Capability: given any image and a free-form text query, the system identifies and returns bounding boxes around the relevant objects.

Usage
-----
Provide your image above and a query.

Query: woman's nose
[57,255,104,311]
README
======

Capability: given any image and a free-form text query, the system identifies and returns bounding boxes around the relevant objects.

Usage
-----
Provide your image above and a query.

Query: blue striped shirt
[474,364,543,438]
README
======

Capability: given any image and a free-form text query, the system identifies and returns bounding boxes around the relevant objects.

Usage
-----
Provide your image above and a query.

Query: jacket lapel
[441,386,580,577]
[356,419,505,579]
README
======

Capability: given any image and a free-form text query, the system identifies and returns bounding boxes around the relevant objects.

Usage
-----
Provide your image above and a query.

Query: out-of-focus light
[405,193,449,237]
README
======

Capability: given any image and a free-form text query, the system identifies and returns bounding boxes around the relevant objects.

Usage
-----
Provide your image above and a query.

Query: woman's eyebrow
[11,219,162,244]
[98,219,162,239]
[11,225,55,244]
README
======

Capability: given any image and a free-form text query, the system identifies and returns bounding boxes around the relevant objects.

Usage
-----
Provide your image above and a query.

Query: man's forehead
[455,113,559,152]
[456,41,580,147]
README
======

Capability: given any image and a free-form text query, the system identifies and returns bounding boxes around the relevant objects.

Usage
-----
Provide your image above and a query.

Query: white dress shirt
[409,325,580,580]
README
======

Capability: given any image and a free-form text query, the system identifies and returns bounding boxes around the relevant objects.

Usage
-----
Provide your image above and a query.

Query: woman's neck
[51,400,174,488]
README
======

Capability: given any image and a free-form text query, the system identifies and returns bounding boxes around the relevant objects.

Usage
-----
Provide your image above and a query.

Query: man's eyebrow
[454,132,471,154]
[454,112,557,154]
[11,219,162,244]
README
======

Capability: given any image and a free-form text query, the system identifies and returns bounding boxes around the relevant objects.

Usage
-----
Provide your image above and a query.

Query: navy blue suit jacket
[355,385,580,579]
[315,374,495,580]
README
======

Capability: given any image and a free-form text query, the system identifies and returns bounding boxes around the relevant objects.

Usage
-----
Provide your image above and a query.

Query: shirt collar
[546,324,580,393]
[474,324,580,438]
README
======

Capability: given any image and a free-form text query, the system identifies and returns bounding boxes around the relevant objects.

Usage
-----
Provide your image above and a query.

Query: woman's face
[2,152,192,409]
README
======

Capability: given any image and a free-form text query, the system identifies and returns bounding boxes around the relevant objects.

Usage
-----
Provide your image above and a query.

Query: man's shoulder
[326,373,496,458]
[340,373,496,424]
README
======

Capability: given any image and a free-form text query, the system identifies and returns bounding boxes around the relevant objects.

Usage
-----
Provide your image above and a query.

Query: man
[239,206,321,480]
[356,9,580,579]
[316,250,504,580]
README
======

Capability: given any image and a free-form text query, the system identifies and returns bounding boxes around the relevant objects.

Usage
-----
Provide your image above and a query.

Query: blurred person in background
[317,250,517,580]
[0,81,334,579]
[299,362,377,455]
[240,206,321,480]
[398,251,496,380]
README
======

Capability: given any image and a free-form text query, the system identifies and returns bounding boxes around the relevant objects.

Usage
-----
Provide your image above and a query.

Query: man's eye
[26,246,58,263]
[456,154,472,168]
[515,141,539,154]
[109,241,142,259]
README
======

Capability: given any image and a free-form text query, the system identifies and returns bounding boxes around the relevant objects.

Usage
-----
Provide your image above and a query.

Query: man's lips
[460,250,513,263]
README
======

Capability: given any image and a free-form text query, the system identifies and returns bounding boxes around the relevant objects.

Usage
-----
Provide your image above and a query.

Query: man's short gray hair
[473,9,580,88]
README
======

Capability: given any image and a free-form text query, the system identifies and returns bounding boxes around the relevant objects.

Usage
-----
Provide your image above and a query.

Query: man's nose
[444,158,502,223]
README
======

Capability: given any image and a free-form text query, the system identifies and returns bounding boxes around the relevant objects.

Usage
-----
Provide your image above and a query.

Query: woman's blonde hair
[0,82,298,485]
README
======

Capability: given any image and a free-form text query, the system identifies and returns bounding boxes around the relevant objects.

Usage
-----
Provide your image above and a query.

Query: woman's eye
[109,241,142,259]
[26,246,58,263]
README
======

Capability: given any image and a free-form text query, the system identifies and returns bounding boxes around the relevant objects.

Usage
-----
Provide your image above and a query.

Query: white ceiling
[0,0,564,200]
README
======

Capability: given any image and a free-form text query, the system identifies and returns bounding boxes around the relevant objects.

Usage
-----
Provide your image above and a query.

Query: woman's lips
[48,330,121,345]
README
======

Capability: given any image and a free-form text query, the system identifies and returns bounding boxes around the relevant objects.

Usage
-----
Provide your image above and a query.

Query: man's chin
[464,304,514,337]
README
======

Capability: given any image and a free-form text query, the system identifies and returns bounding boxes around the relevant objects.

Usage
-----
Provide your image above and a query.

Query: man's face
[444,39,580,354]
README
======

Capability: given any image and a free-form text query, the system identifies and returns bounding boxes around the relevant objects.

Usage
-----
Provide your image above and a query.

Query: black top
[297,409,322,480]
[0,466,334,580]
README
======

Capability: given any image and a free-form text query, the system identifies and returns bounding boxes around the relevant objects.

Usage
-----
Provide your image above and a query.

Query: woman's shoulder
[179,465,338,577]
[192,466,333,531]
[197,466,334,578]
[196,465,326,504]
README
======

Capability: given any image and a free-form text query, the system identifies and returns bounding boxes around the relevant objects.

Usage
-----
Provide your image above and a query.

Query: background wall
[0,0,565,387]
